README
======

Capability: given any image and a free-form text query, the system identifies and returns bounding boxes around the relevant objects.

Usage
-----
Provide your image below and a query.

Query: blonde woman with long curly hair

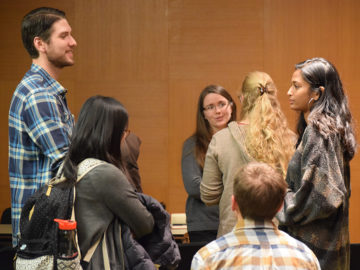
[200,71,295,237]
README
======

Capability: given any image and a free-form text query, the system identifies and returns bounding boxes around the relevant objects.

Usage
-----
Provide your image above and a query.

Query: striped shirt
[8,64,74,246]
[191,218,320,270]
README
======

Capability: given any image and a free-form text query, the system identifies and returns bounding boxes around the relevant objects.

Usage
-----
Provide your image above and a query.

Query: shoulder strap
[71,158,105,262]
[77,158,106,182]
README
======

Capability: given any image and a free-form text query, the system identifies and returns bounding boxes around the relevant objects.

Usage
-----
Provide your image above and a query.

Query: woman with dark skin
[277,58,357,270]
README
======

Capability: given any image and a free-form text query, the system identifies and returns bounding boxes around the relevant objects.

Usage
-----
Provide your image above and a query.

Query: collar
[234,217,277,231]
[30,63,67,96]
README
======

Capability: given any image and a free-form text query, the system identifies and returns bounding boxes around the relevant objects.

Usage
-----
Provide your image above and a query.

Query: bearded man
[8,7,77,247]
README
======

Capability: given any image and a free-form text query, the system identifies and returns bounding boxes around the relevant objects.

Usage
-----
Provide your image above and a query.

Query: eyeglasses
[203,101,232,112]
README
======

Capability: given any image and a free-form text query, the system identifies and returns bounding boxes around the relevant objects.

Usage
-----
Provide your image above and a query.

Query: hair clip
[259,84,267,96]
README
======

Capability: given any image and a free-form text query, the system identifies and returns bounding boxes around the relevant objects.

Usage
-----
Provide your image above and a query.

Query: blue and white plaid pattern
[8,64,74,246]
[191,218,320,270]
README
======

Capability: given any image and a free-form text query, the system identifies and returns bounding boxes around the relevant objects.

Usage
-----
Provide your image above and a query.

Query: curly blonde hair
[240,71,295,177]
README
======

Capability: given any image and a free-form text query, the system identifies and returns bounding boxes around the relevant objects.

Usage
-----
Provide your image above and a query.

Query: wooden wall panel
[168,0,264,212]
[335,0,360,243]
[1,0,360,242]
[263,0,341,128]
[71,0,169,202]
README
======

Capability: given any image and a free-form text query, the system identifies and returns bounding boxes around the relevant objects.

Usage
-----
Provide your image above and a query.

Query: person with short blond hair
[192,162,320,270]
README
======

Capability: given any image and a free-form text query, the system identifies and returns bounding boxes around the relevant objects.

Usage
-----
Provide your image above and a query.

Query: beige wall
[1,0,360,241]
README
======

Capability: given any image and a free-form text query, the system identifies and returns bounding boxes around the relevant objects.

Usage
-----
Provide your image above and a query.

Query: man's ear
[33,37,46,54]
[276,202,284,214]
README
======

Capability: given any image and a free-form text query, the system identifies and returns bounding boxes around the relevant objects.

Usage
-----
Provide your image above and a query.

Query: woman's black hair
[63,95,128,182]
[295,57,356,160]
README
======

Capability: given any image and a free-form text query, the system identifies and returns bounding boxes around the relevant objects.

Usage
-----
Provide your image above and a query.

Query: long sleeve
[23,90,73,174]
[181,137,203,199]
[278,127,347,226]
[181,136,220,233]
[76,162,154,251]
[200,136,223,206]
[276,126,350,270]
[121,132,143,192]
[94,165,154,237]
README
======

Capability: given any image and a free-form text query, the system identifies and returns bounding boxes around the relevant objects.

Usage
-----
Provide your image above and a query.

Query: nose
[287,87,292,96]
[69,35,77,47]
[215,105,222,113]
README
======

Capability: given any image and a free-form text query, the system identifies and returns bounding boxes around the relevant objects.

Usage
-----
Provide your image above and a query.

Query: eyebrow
[204,100,226,106]
[57,30,71,37]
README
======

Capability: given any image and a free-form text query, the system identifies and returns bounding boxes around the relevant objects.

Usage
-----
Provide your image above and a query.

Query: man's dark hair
[21,7,66,58]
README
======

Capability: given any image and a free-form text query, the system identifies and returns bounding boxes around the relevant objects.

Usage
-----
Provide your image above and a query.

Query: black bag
[15,158,104,270]
[15,178,81,270]
[19,180,73,253]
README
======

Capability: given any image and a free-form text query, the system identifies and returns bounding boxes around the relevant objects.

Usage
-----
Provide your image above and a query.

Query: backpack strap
[77,158,106,179]
[101,227,111,270]
[75,159,113,268]
[82,237,101,262]
[71,158,105,262]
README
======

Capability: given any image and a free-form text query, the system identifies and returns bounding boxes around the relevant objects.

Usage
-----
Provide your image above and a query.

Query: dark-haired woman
[181,85,237,242]
[62,96,155,269]
[277,58,357,270]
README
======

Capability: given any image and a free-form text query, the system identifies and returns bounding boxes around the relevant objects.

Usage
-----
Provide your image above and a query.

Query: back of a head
[63,95,128,182]
[233,162,287,220]
[22,7,66,58]
[239,71,277,119]
[239,71,295,177]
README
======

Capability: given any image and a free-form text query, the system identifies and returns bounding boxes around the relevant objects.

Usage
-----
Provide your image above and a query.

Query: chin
[49,56,75,68]
[65,57,75,65]
[217,124,227,130]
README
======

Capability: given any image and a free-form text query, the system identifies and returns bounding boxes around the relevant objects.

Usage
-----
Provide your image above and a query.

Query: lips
[66,50,74,56]
[215,116,224,121]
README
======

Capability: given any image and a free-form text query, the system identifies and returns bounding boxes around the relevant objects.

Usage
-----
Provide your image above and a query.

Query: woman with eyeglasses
[201,71,295,237]
[277,58,356,270]
[181,85,237,243]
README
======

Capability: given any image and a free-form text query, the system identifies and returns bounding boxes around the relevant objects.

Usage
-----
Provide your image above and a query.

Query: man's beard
[47,54,74,69]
